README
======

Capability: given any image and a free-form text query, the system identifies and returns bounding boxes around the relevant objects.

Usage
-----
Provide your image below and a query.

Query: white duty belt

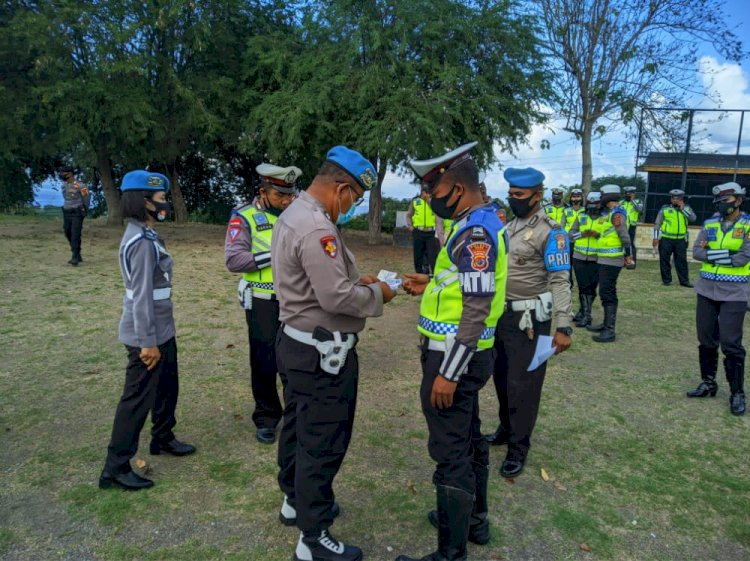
[283,324,357,375]
[125,287,172,301]
[282,324,357,350]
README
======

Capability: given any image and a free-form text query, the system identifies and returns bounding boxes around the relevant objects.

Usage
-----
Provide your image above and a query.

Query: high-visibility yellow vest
[660,206,690,239]
[418,208,507,350]
[619,199,641,227]
[545,204,566,225]
[593,210,625,258]
[563,207,584,233]
[700,217,750,283]
[239,207,276,294]
[412,198,436,229]
[573,213,598,258]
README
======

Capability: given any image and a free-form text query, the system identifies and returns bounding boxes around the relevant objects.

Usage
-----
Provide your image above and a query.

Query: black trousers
[659,238,690,285]
[492,310,551,455]
[421,345,492,494]
[598,264,622,306]
[276,331,358,533]
[245,298,283,429]
[104,337,179,474]
[63,208,85,254]
[573,258,598,296]
[628,226,638,262]
[696,294,746,363]
[413,230,439,274]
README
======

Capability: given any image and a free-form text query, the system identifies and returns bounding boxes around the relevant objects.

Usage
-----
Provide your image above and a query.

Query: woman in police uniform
[689,182,749,416]
[99,170,195,491]
[569,191,601,327]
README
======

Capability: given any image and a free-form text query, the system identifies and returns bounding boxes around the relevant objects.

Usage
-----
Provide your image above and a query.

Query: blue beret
[503,167,545,188]
[121,170,170,193]
[326,146,377,191]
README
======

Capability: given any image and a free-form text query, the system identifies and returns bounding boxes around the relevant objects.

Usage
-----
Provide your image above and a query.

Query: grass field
[1,215,748,561]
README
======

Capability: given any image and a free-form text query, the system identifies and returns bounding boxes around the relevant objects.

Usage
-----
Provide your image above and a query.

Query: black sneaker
[295,530,362,561]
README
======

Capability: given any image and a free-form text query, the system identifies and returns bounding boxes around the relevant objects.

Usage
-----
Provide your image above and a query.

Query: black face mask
[148,200,171,222]
[586,204,601,215]
[570,198,582,206]
[552,194,563,204]
[508,195,536,218]
[430,186,460,219]
[715,201,737,217]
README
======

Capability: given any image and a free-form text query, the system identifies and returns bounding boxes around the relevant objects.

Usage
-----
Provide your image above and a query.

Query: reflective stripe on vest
[412,198,436,229]
[574,214,598,257]
[593,212,624,258]
[239,207,276,294]
[660,207,689,239]
[417,208,507,350]
[699,219,750,283]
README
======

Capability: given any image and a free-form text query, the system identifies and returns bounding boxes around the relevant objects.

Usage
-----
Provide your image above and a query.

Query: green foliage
[558,174,647,194]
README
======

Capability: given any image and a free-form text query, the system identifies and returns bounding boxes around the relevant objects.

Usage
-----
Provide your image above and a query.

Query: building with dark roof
[637,152,750,223]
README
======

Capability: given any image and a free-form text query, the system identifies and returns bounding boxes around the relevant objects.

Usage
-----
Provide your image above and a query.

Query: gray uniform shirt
[271,191,384,333]
[506,207,572,328]
[597,207,632,267]
[224,200,268,273]
[118,220,175,348]
[693,217,750,302]
[62,180,91,210]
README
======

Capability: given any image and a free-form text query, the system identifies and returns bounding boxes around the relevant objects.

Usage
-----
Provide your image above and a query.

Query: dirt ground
[0,216,748,561]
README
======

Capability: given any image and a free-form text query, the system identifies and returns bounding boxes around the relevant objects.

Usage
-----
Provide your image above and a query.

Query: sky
[36,0,750,209]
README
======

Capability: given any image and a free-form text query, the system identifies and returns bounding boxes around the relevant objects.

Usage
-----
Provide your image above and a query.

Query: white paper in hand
[527,335,556,371]
[377,270,402,291]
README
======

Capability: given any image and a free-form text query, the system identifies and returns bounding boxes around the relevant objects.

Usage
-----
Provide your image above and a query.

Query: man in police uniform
[225,163,300,444]
[407,186,439,274]
[544,186,568,227]
[688,182,749,416]
[396,143,507,561]
[620,186,643,266]
[60,166,91,266]
[569,191,602,328]
[271,146,395,561]
[563,188,584,284]
[653,189,696,287]
[484,167,572,478]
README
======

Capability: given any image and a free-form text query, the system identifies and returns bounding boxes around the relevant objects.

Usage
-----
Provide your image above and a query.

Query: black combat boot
[428,462,490,545]
[575,295,594,328]
[687,346,719,398]
[592,304,617,343]
[396,485,473,561]
[586,300,605,332]
[725,358,746,416]
[572,294,586,324]
[68,251,79,266]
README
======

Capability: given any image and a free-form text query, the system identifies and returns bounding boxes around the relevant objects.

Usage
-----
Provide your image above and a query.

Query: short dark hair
[442,159,480,192]
[316,161,356,186]
[121,190,152,222]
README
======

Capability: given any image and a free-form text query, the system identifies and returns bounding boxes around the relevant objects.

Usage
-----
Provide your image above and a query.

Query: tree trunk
[581,123,593,194]
[165,160,188,223]
[96,151,122,226]
[367,160,388,245]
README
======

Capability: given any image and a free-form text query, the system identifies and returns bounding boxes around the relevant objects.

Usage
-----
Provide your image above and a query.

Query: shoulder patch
[544,229,570,272]
[612,213,624,227]
[467,242,491,271]
[320,235,338,258]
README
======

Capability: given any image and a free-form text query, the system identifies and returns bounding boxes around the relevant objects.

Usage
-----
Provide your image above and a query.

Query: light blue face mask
[336,186,361,226]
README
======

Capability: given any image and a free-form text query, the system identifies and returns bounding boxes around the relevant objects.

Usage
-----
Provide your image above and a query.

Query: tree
[245,0,551,243]
[536,0,744,193]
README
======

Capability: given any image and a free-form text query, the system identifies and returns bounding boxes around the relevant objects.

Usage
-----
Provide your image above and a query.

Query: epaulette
[142,227,157,241]
[704,216,720,224]
[235,201,254,212]
[541,213,562,230]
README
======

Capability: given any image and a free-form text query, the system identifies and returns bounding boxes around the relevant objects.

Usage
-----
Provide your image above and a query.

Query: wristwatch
[556,326,573,336]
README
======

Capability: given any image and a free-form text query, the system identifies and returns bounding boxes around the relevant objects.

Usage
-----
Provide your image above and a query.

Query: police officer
[59,166,91,266]
[99,171,195,491]
[485,167,573,478]
[396,143,507,561]
[653,189,696,287]
[585,185,633,343]
[225,163,300,444]
[569,192,602,328]
[563,188,584,233]
[271,146,395,561]
[620,186,643,266]
[688,182,749,416]
[407,186,439,273]
[544,186,568,227]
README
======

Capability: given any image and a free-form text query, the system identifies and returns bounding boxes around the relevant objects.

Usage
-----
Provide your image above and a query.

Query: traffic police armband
[457,229,497,296]
[544,229,571,272]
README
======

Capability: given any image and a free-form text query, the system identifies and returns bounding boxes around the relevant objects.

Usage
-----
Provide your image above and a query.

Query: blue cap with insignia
[121,170,170,192]
[409,142,479,187]
[326,146,377,191]
[256,163,302,194]
[503,167,545,189]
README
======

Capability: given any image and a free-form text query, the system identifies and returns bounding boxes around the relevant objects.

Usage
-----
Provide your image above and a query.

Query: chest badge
[733,228,744,239]
[523,229,534,241]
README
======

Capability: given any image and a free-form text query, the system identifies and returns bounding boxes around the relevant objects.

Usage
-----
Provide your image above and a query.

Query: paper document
[377,269,402,291]
[527,335,556,371]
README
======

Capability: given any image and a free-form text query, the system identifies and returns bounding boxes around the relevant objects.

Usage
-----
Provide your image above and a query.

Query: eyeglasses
[349,186,365,207]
